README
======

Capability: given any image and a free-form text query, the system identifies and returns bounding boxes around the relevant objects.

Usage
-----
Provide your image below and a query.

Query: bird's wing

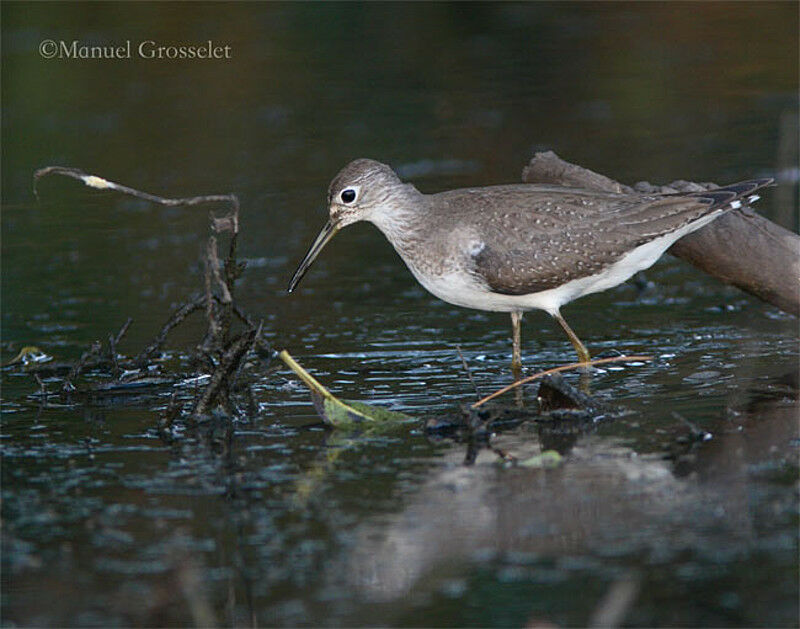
[470,219,641,295]
[467,180,771,296]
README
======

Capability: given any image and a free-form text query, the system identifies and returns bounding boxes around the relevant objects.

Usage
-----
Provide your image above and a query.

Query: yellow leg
[510,311,523,380]
[553,312,591,364]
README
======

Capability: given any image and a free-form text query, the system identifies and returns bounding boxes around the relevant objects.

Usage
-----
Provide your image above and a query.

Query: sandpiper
[288,159,771,372]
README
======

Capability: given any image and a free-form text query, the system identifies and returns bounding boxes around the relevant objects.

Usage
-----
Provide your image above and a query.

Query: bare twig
[207,236,232,305]
[203,245,220,344]
[229,322,263,396]
[136,294,207,365]
[113,317,133,347]
[107,318,132,379]
[471,355,653,408]
[211,212,239,235]
[217,211,244,303]
[455,345,481,400]
[33,373,47,401]
[206,236,235,361]
[108,333,121,378]
[34,166,238,214]
[63,341,103,391]
[192,326,259,419]
[231,303,255,328]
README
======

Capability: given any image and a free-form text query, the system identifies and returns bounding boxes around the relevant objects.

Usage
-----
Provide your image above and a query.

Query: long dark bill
[287,218,341,292]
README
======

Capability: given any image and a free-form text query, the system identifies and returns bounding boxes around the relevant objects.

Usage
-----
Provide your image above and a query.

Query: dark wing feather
[471,179,772,296]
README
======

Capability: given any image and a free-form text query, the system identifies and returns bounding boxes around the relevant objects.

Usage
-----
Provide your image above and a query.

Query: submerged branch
[136,294,208,366]
[192,325,260,419]
[32,166,266,422]
[471,355,653,408]
[455,345,482,400]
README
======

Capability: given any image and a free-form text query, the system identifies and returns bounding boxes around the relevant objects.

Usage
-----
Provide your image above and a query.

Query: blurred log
[522,151,800,317]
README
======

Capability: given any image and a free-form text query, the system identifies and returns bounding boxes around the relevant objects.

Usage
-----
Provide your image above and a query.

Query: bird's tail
[686,177,774,210]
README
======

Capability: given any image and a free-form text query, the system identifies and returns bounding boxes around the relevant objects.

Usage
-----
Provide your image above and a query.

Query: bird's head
[288,159,408,292]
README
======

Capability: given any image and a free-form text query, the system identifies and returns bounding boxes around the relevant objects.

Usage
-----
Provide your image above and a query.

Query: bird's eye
[340,188,357,204]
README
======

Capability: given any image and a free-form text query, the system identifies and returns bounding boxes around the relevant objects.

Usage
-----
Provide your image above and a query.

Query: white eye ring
[340,186,360,205]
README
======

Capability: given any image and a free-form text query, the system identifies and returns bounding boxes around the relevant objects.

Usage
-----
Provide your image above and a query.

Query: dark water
[2,3,799,626]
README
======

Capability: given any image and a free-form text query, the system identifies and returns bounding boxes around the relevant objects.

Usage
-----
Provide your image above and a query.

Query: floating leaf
[517,450,563,468]
[278,350,413,428]
[5,346,52,367]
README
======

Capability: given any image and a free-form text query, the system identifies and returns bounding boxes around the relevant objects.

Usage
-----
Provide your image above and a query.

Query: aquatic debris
[471,354,653,408]
[4,346,52,367]
[277,350,412,428]
[517,450,563,468]
[29,166,269,422]
[537,373,626,420]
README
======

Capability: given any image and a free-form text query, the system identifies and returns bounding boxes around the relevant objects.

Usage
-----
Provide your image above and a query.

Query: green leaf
[517,450,563,468]
[5,346,52,367]
[278,350,413,428]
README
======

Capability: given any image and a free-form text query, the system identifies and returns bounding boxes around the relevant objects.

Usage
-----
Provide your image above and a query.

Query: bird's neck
[368,184,426,251]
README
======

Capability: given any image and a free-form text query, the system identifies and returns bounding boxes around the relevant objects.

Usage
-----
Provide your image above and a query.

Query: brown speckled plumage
[371,178,770,295]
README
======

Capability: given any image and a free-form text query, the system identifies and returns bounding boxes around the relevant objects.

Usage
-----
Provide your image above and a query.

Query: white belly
[404,211,722,316]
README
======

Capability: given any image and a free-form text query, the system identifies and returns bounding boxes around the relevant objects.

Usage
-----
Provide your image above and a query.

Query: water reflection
[333,376,797,626]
